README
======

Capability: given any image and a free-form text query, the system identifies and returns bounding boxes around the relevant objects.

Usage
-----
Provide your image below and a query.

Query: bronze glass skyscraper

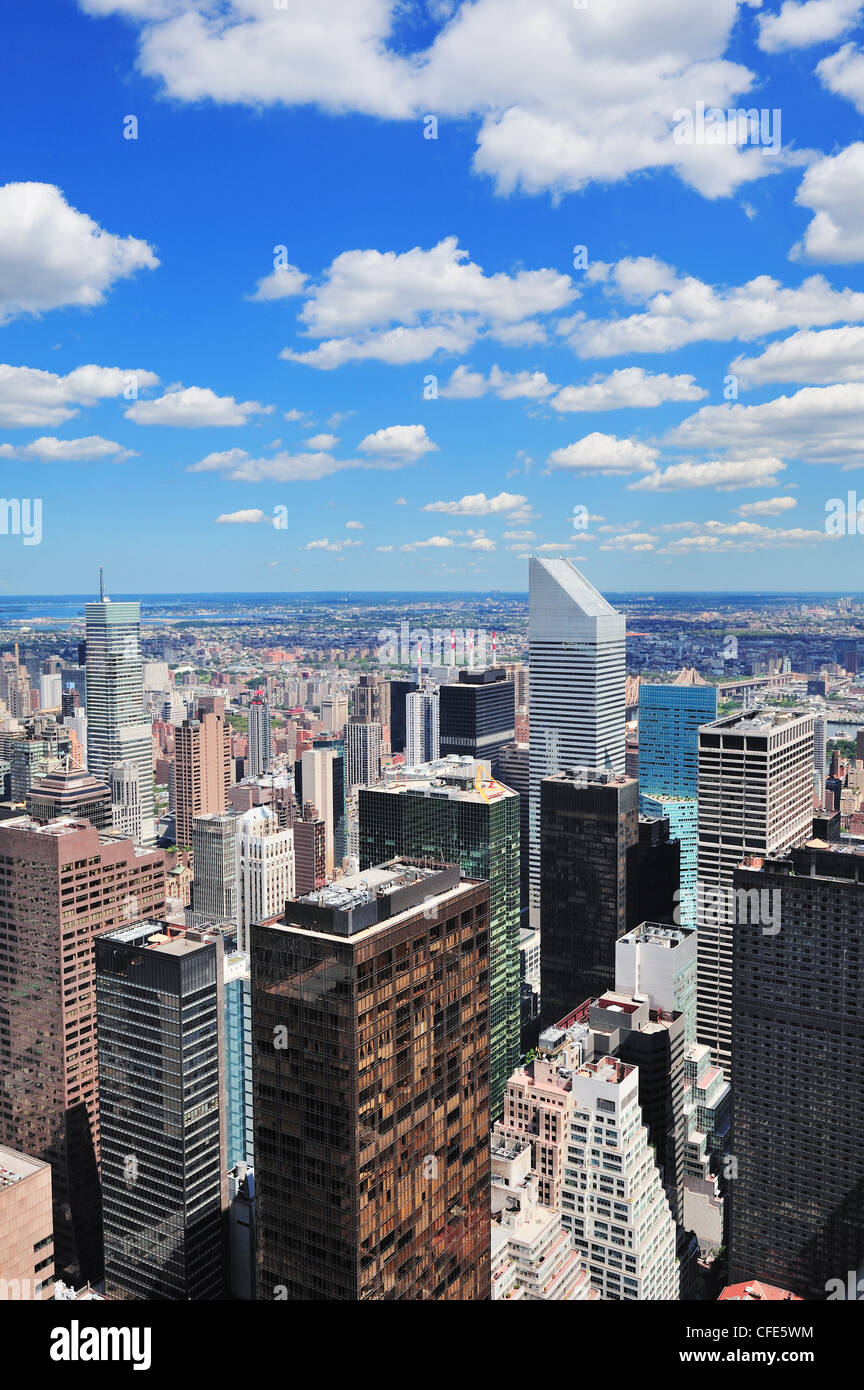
[252,860,491,1300]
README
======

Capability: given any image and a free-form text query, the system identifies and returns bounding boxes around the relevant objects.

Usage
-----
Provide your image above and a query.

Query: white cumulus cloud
[125,385,271,427]
[0,182,158,324]
[357,424,438,462]
[547,433,659,475]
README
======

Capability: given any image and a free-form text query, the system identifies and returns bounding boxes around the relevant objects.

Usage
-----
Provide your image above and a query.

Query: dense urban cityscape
[0,573,862,1331]
[8,0,864,1360]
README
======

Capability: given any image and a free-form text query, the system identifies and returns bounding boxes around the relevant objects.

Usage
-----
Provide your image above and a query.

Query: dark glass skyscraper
[539,769,639,1028]
[386,678,415,754]
[358,758,520,1117]
[730,844,864,1298]
[252,860,491,1301]
[96,921,227,1300]
[438,669,515,769]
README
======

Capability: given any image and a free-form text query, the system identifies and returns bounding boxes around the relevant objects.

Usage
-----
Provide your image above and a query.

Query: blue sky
[3,0,864,593]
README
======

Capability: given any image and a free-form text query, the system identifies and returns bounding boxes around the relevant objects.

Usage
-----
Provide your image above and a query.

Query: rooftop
[104,919,213,955]
[701,707,812,735]
[279,858,472,940]
[719,1281,802,1302]
[0,1145,49,1187]
[371,756,516,802]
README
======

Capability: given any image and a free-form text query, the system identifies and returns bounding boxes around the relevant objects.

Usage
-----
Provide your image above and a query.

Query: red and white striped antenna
[450,629,455,668]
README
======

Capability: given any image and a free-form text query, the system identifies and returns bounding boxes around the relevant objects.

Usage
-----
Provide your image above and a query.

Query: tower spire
[99,566,104,602]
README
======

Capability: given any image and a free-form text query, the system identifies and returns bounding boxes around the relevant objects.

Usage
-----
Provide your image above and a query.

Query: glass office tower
[223,950,253,1171]
[252,861,491,1301]
[96,921,227,1300]
[358,758,520,1118]
[528,558,626,926]
[637,684,718,799]
[85,595,155,844]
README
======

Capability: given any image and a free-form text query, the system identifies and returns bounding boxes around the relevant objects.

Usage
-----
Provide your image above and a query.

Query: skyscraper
[352,673,391,736]
[497,1018,679,1300]
[96,921,227,1300]
[291,816,326,895]
[223,950,253,1172]
[491,1137,595,1301]
[539,769,639,1028]
[110,760,142,844]
[438,668,515,768]
[496,742,530,915]
[405,685,439,766]
[639,793,698,927]
[637,683,717,929]
[385,678,415,755]
[528,558,626,925]
[638,683,718,799]
[0,817,165,1283]
[174,710,232,847]
[814,714,827,776]
[298,744,343,876]
[191,812,239,924]
[320,694,348,735]
[25,765,112,830]
[236,805,295,952]
[345,717,383,791]
[696,709,813,1078]
[85,587,155,844]
[358,757,521,1117]
[247,693,272,778]
[253,860,491,1300]
[729,843,864,1299]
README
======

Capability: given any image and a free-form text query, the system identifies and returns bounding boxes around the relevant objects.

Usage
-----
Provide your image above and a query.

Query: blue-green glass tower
[638,684,718,798]
[638,683,717,928]
[224,950,253,1170]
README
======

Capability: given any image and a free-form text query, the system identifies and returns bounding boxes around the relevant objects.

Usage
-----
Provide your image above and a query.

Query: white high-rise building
[143,661,170,693]
[85,589,155,844]
[562,1055,679,1300]
[696,708,814,1078]
[236,806,295,952]
[162,693,189,724]
[346,719,382,791]
[321,695,348,735]
[405,686,439,767]
[491,1137,595,1301]
[528,558,626,925]
[498,1019,679,1300]
[39,672,62,711]
[300,746,337,877]
[110,760,142,845]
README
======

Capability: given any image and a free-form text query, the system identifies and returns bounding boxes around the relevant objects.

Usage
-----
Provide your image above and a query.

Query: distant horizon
[1,588,864,600]
[5,588,864,599]
[1,588,864,602]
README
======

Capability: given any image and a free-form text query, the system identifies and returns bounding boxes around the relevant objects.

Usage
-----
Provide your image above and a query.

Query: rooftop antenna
[99,567,105,602]
[450,629,455,669]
